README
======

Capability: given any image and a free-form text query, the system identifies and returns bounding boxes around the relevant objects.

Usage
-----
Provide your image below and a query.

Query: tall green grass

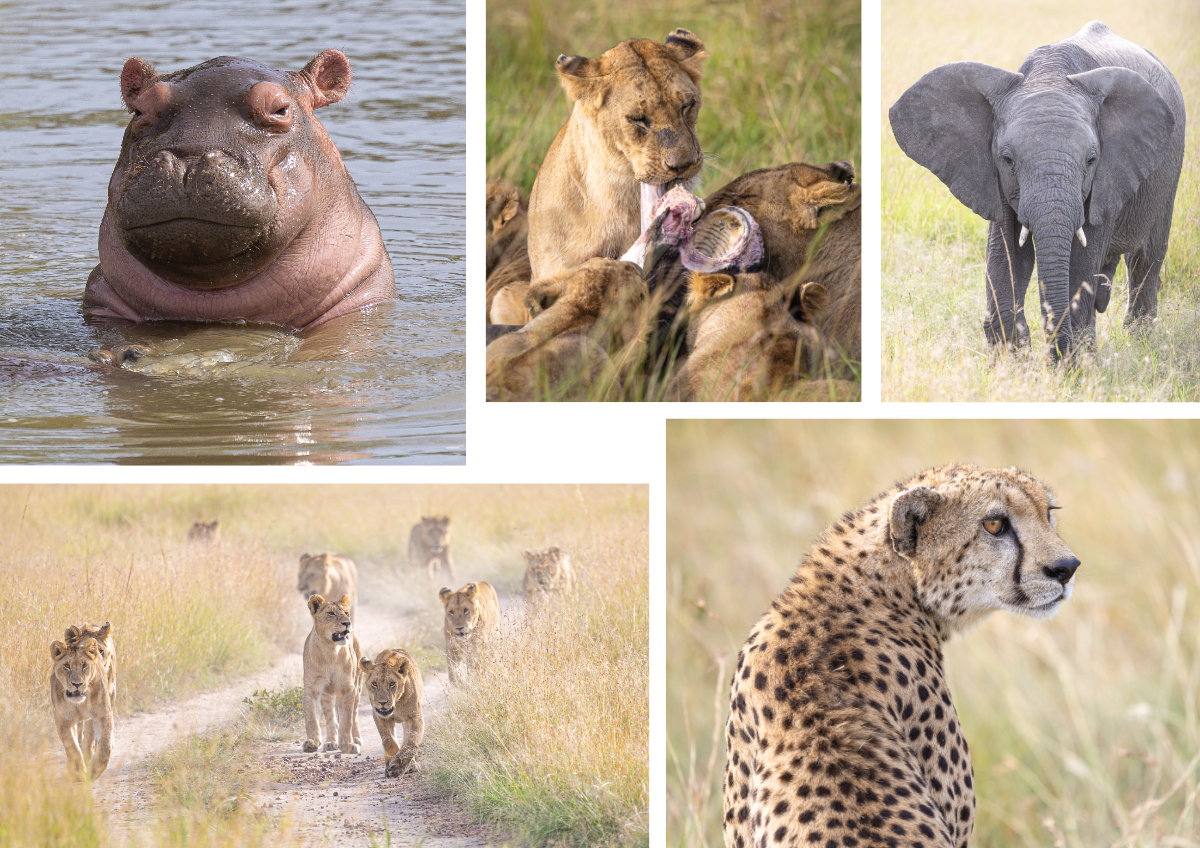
[882,0,1200,400]
[430,521,649,846]
[667,420,1200,846]
[488,0,861,196]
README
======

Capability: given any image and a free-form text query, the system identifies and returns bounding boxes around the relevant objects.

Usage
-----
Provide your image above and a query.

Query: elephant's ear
[1067,67,1176,229]
[889,61,1022,222]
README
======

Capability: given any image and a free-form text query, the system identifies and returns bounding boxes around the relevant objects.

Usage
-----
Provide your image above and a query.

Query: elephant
[890,21,1185,358]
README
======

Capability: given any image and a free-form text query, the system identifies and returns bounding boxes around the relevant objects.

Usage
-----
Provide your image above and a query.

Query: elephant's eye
[1086,151,1097,166]
[1001,153,1014,167]
[983,517,1007,536]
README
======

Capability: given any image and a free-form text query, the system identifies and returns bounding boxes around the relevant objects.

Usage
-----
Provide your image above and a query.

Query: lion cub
[522,547,577,608]
[407,516,455,582]
[666,272,856,401]
[486,182,532,325]
[439,582,501,685]
[528,29,707,281]
[51,627,115,780]
[359,648,424,777]
[486,258,650,401]
[298,553,359,621]
[302,594,362,755]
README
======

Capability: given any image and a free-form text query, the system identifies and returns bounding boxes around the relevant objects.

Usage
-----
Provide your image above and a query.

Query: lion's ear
[360,657,374,673]
[97,621,112,641]
[465,583,478,599]
[555,53,607,109]
[51,640,67,661]
[338,594,352,610]
[528,276,567,316]
[307,594,325,616]
[665,29,707,81]
[439,587,452,604]
[689,272,736,305]
[65,625,82,642]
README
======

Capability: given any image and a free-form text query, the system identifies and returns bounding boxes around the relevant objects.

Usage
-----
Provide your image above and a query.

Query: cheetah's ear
[889,486,946,558]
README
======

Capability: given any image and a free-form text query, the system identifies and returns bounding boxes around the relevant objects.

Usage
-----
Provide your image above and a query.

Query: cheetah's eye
[983,518,1006,536]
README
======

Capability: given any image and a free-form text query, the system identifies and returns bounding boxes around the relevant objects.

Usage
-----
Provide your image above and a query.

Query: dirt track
[91,599,505,847]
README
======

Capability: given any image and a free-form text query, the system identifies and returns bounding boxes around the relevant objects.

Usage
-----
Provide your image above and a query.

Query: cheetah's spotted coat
[723,464,1080,848]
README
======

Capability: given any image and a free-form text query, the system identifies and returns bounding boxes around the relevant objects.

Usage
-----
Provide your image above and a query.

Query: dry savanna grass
[667,420,1200,847]
[883,0,1200,401]
[430,519,649,847]
[1,484,646,848]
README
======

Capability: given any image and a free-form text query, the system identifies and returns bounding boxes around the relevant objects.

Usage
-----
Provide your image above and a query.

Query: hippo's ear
[120,58,159,111]
[299,49,352,109]
[556,54,607,110]
[664,29,707,82]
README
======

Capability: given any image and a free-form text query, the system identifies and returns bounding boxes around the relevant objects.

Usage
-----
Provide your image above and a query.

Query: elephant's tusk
[1019,225,1029,247]
[1075,227,1087,248]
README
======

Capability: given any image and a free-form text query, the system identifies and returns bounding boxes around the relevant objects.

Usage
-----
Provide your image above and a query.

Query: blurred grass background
[0,483,647,848]
[487,0,861,196]
[882,0,1200,401]
[667,420,1200,847]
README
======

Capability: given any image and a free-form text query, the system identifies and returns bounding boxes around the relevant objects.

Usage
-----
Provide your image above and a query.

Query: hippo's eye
[275,105,289,118]
[983,517,1007,536]
[133,110,143,118]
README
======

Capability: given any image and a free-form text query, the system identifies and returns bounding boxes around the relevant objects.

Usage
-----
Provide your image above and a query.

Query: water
[0,0,465,464]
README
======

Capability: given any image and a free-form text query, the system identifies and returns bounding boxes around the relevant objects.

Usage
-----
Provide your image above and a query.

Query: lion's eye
[627,115,650,131]
[983,518,1006,536]
[681,100,695,117]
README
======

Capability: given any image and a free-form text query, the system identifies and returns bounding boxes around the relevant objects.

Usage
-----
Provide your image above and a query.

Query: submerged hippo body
[84,50,395,330]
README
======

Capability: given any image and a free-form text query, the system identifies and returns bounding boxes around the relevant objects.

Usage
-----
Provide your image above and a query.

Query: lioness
[64,621,117,713]
[522,547,577,607]
[302,594,362,754]
[359,648,424,777]
[50,634,114,780]
[486,183,533,325]
[665,271,858,401]
[527,29,707,281]
[485,258,651,401]
[187,520,220,543]
[439,582,501,685]
[408,516,455,582]
[298,553,358,621]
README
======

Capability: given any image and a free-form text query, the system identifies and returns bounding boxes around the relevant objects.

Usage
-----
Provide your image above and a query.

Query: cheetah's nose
[1043,556,1080,585]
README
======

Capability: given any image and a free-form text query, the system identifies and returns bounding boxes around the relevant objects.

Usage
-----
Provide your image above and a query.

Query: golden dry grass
[882,0,1200,401]
[667,420,1200,847]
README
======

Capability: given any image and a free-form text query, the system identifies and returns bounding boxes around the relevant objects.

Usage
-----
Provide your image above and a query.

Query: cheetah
[723,464,1080,848]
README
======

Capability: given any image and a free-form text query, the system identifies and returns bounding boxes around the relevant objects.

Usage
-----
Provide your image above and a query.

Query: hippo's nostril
[1043,556,1080,586]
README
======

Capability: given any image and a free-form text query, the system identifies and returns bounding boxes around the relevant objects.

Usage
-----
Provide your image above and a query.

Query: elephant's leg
[1125,241,1165,331]
[983,219,1034,348]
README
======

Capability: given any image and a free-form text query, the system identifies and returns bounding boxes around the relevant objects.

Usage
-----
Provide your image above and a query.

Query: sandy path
[91,597,507,847]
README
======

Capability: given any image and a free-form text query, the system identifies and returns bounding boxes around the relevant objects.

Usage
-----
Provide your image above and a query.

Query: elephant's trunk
[1021,192,1085,359]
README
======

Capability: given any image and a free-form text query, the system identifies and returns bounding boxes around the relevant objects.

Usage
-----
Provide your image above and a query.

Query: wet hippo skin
[84,50,395,330]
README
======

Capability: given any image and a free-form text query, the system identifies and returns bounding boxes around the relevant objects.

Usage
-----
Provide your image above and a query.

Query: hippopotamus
[84,50,395,330]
